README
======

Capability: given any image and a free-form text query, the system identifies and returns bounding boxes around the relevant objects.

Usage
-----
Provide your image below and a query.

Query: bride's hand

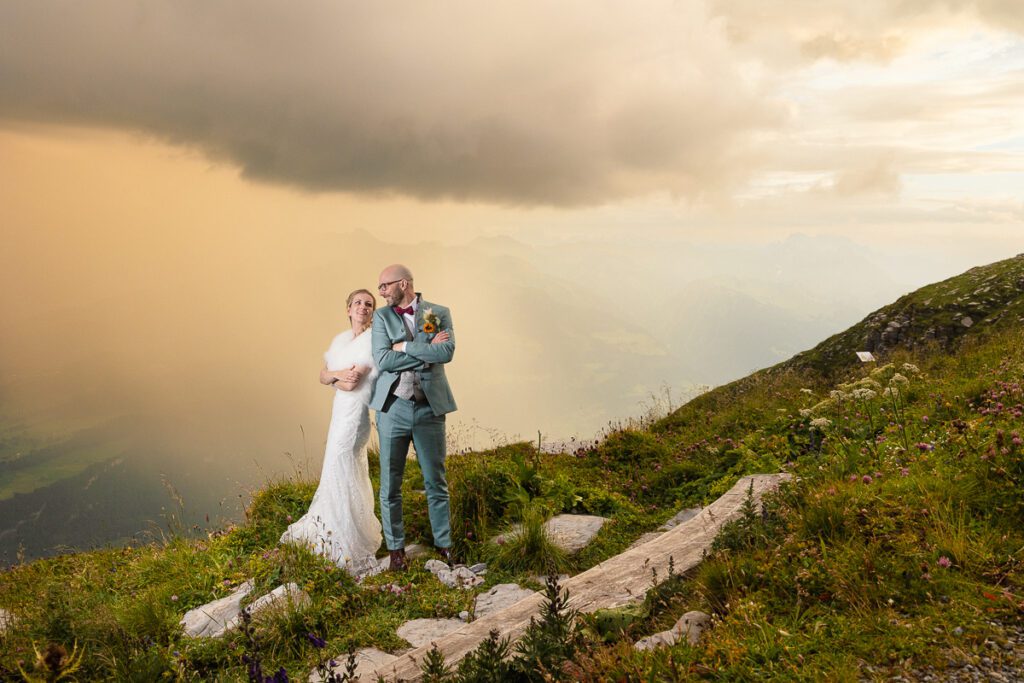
[339,365,363,384]
[431,330,450,344]
[319,366,336,385]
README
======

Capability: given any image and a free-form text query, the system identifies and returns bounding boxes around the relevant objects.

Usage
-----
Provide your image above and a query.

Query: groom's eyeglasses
[378,279,404,292]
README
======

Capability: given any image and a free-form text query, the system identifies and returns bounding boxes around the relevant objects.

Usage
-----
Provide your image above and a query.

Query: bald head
[378,263,416,307]
[380,263,414,283]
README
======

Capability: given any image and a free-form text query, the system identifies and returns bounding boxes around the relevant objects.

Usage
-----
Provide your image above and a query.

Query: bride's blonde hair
[346,288,376,333]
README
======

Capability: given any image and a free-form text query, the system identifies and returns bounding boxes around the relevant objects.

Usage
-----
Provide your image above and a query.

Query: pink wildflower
[900,467,910,477]
[937,556,952,569]
[849,474,859,483]
[862,475,873,484]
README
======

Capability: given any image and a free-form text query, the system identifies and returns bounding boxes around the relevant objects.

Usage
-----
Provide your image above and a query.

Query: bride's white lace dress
[280,328,382,575]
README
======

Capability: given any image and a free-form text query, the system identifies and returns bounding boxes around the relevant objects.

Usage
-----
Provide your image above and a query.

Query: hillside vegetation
[1,254,1023,681]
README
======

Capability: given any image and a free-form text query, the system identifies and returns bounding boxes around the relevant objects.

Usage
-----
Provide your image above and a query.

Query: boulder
[473,584,535,620]
[0,608,14,634]
[396,618,464,648]
[310,647,398,682]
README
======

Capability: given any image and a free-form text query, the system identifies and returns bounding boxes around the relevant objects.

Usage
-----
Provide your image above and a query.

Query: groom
[370,264,457,571]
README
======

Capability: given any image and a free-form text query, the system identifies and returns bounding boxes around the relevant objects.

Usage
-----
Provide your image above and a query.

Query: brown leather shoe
[388,548,407,572]
[435,546,454,564]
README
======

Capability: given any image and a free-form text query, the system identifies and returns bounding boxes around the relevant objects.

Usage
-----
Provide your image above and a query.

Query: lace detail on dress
[280,329,382,575]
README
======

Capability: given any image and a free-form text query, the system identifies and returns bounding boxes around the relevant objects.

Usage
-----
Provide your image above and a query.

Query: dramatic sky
[2,1,1022,477]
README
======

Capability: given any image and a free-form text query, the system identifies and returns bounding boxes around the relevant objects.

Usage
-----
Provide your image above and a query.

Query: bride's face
[348,293,375,328]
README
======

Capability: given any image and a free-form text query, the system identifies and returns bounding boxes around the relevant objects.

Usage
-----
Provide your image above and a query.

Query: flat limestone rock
[494,514,610,554]
[396,618,464,648]
[180,582,310,639]
[247,583,311,617]
[474,584,535,620]
[544,514,608,553]
[309,647,398,682]
[180,580,255,638]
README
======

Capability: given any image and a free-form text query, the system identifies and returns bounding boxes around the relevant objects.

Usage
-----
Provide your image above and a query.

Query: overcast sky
[1,1,1022,454]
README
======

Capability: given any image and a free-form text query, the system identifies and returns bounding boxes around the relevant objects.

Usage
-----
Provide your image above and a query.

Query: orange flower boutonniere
[421,308,441,335]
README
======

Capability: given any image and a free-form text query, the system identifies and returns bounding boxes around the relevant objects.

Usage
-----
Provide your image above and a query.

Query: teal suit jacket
[370,296,457,416]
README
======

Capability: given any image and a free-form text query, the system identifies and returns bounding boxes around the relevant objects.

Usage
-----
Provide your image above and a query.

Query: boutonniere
[420,308,441,334]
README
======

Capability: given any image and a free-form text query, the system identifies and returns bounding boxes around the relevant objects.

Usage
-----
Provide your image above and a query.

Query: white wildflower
[901,363,920,375]
[851,388,877,401]
[890,373,910,387]
[800,388,814,395]
[799,408,813,418]
[810,417,832,429]
[829,390,849,402]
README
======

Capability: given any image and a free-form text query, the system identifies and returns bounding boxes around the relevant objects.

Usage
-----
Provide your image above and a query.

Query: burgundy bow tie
[393,305,414,316]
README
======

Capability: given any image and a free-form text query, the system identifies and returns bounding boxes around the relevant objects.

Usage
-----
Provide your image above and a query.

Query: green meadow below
[2,254,1023,681]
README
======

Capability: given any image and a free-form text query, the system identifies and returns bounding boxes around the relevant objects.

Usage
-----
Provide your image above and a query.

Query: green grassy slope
[1,254,1022,681]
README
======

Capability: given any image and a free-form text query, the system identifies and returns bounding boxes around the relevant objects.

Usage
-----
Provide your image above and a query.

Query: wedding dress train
[280,329,382,575]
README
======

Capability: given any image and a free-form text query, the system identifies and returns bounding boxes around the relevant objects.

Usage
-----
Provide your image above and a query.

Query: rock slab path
[369,473,790,681]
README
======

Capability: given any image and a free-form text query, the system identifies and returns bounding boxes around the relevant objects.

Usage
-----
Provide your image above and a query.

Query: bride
[279,288,383,575]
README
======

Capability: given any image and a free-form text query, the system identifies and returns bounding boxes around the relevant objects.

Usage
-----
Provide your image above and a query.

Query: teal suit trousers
[377,395,450,550]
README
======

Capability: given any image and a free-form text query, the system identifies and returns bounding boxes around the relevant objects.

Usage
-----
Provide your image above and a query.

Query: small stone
[435,565,484,590]
[468,563,488,575]
[458,610,470,622]
[424,559,450,575]
[396,618,464,647]
[961,316,974,328]
[954,626,964,636]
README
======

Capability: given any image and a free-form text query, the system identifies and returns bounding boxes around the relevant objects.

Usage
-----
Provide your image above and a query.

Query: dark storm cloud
[0,1,779,206]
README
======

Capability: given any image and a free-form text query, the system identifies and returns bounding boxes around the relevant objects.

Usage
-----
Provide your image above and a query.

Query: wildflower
[937,556,952,569]
[900,467,910,477]
[170,594,179,602]
[851,388,877,401]
[916,442,934,452]
[862,475,873,484]
[901,363,920,374]
[921,415,929,423]
[306,632,327,649]
[800,388,814,394]
[829,390,849,402]
[849,474,859,483]
[890,373,910,387]
[286,515,293,522]
[799,408,812,418]
[810,417,832,429]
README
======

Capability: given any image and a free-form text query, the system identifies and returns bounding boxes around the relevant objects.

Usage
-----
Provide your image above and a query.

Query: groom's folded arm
[372,321,425,372]
[403,311,455,364]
